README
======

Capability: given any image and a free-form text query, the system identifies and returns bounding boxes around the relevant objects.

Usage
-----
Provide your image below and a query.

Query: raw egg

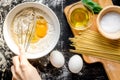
[31,17,48,43]
[50,50,65,68]
[68,55,83,73]
[30,33,40,43]
[36,23,48,38]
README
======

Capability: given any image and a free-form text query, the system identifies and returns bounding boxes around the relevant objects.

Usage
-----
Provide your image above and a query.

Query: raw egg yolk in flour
[31,18,48,43]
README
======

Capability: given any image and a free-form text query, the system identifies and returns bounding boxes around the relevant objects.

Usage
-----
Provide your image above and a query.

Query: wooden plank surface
[64,0,120,80]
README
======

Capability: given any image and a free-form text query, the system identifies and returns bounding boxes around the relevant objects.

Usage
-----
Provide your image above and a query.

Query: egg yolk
[36,23,48,38]
[30,34,40,43]
[31,18,48,43]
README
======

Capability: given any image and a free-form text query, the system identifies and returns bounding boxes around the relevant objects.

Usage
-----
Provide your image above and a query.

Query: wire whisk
[17,17,36,53]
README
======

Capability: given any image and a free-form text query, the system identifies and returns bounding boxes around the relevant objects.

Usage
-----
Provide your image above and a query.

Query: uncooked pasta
[70,30,120,63]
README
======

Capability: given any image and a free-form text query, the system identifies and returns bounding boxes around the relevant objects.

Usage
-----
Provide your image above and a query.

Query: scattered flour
[0,0,12,6]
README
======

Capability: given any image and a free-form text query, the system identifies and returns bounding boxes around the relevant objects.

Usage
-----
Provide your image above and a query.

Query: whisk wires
[24,17,36,52]
[17,16,36,53]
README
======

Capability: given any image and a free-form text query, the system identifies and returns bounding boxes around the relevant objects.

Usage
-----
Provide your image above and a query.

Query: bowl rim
[97,5,120,40]
[67,1,94,31]
[3,2,60,59]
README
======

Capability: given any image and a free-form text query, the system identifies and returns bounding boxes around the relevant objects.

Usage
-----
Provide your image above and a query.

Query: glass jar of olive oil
[67,2,94,30]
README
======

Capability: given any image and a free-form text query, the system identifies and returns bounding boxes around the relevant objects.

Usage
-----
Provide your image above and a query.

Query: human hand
[11,54,42,80]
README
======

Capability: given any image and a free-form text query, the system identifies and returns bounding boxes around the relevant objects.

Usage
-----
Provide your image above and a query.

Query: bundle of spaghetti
[70,30,120,63]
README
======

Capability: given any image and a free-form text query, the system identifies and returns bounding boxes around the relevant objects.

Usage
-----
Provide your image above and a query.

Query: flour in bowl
[11,7,55,54]
[100,12,120,33]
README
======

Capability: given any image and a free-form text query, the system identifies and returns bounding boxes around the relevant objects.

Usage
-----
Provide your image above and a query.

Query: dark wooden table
[0,0,119,80]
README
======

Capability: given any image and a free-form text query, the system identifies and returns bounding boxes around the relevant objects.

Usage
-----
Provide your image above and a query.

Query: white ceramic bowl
[3,2,60,59]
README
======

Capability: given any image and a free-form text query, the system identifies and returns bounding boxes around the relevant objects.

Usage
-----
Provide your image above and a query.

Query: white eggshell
[68,55,83,73]
[50,50,65,68]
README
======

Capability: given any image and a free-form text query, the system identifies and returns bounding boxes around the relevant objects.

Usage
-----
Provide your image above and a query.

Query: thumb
[19,54,31,70]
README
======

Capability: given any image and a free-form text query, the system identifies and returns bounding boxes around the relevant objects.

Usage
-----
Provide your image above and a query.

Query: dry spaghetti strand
[70,30,120,63]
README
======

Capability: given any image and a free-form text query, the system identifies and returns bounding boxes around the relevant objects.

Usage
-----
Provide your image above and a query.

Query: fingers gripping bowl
[3,2,60,59]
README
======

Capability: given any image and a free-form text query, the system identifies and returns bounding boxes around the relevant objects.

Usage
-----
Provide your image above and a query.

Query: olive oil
[70,8,90,30]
